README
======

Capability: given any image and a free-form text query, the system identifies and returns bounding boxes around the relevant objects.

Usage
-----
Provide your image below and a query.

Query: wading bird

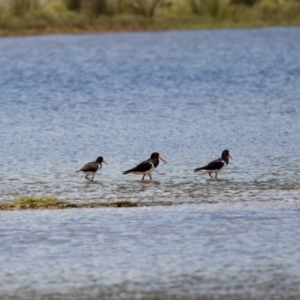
[76,156,107,181]
[123,152,167,180]
[194,150,233,179]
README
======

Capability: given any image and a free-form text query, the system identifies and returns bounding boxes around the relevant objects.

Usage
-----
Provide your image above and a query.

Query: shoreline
[0,18,299,38]
[0,200,140,210]
[1,0,300,38]
[0,196,173,210]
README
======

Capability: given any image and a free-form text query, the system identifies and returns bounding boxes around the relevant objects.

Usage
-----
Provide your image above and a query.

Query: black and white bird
[194,150,233,179]
[123,152,167,180]
[76,156,107,181]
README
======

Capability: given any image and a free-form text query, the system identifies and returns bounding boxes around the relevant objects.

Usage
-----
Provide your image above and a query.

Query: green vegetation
[0,0,299,36]
[0,196,140,210]
[0,196,66,210]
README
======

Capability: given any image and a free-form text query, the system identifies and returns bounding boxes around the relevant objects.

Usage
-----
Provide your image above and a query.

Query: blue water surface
[0,27,300,299]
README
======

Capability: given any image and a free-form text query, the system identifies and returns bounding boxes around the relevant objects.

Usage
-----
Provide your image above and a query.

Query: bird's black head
[222,150,233,160]
[96,157,107,164]
[150,152,167,163]
[96,157,103,163]
[150,152,160,159]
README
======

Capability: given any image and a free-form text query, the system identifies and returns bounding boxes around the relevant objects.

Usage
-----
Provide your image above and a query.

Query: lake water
[0,27,300,299]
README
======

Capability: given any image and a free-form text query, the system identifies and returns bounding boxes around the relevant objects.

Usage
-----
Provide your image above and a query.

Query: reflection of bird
[194,150,233,179]
[76,157,107,181]
[123,152,167,180]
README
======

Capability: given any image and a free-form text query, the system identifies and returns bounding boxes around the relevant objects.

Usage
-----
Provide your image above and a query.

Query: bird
[76,157,107,181]
[123,152,167,180]
[194,149,233,179]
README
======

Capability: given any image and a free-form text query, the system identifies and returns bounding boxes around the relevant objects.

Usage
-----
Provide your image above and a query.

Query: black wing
[79,162,100,173]
[195,158,224,172]
[123,159,153,174]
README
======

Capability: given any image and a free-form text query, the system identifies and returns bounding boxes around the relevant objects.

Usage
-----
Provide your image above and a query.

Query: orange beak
[102,160,108,164]
[228,154,233,160]
[158,155,167,163]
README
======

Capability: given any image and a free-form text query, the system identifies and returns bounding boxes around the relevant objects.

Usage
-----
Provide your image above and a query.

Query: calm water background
[0,27,300,299]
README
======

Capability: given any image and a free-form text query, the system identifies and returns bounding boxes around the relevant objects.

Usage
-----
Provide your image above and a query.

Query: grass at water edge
[0,196,148,210]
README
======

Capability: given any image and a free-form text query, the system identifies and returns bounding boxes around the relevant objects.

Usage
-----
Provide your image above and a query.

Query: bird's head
[222,150,233,160]
[151,152,167,163]
[96,157,107,164]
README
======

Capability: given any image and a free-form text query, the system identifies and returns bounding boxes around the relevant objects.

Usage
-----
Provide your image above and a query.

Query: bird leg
[142,174,145,180]
[85,175,93,181]
[91,176,94,181]
[208,173,213,178]
[149,174,152,180]
[215,173,218,179]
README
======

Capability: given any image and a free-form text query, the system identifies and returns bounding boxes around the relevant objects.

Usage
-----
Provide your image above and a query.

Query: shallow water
[0,27,300,298]
[0,27,300,205]
[1,204,300,299]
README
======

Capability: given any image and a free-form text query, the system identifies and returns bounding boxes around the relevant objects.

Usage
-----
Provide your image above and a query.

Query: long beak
[228,154,233,160]
[158,155,167,163]
[102,160,108,164]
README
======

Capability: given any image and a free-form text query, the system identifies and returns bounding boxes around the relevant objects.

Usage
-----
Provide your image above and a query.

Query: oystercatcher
[194,150,233,179]
[123,152,167,180]
[76,156,107,181]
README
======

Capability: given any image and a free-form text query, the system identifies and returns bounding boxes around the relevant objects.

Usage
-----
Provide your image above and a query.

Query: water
[0,27,300,299]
